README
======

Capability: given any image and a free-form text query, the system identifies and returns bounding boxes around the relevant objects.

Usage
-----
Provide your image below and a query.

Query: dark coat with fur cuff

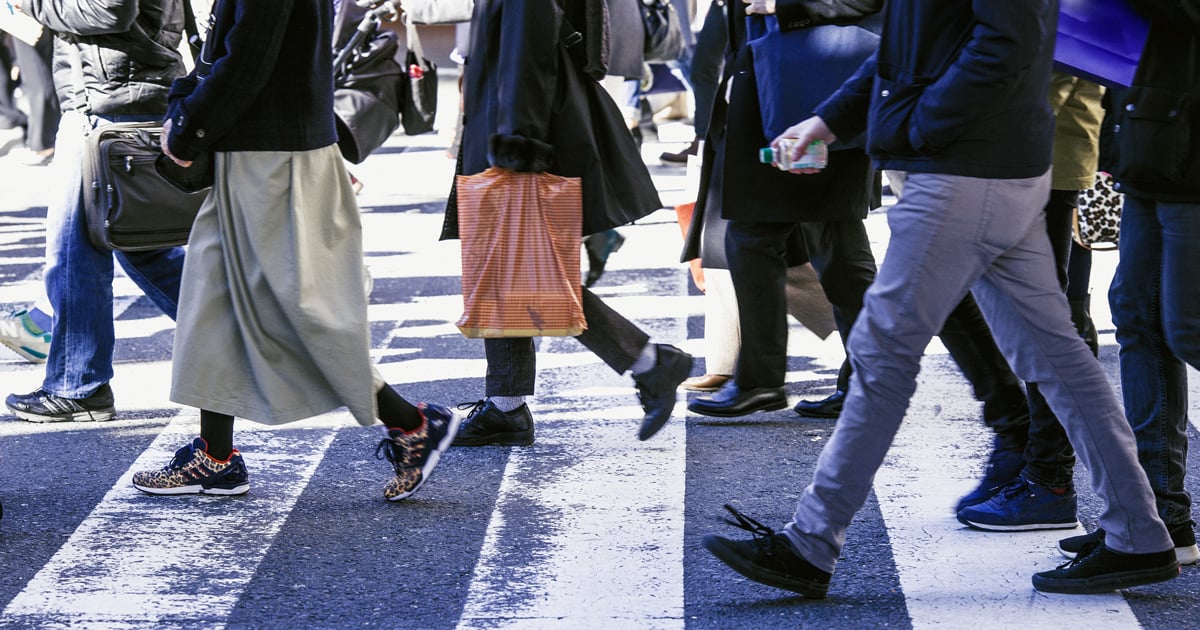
[441,0,662,240]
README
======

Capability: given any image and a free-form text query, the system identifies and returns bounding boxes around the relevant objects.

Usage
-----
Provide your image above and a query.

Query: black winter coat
[21,0,185,116]
[683,0,879,266]
[442,0,662,239]
[1112,0,1200,201]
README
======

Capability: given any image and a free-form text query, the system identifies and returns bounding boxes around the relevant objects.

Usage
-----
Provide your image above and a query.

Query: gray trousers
[782,171,1171,573]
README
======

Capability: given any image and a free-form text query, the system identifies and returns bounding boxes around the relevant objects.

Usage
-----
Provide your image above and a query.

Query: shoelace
[456,400,488,425]
[720,504,778,555]
[1055,540,1104,570]
[374,436,404,472]
[165,442,199,470]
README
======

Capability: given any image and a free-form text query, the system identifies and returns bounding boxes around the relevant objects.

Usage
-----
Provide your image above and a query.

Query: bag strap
[404,14,427,62]
[182,1,203,63]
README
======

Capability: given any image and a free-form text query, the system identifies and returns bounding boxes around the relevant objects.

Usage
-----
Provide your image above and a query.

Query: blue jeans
[782,171,1170,572]
[1109,194,1200,527]
[42,111,185,399]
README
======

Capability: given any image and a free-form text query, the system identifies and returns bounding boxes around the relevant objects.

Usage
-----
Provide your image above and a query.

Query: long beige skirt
[171,145,377,426]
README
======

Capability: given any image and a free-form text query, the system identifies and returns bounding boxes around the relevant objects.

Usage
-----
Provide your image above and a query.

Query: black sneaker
[701,504,832,598]
[452,400,535,446]
[5,384,116,423]
[1032,540,1178,594]
[1059,521,1200,565]
[632,344,692,441]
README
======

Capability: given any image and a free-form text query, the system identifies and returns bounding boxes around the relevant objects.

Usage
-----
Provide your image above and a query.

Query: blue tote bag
[746,13,881,147]
[1054,0,1149,87]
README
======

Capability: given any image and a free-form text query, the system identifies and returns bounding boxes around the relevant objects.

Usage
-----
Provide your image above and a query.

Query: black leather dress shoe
[793,390,845,418]
[687,382,787,418]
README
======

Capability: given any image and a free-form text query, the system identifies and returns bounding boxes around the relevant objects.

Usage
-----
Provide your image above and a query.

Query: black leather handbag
[82,122,213,252]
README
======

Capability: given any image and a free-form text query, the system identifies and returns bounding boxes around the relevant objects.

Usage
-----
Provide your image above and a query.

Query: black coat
[443,0,662,239]
[1112,0,1200,201]
[682,0,878,266]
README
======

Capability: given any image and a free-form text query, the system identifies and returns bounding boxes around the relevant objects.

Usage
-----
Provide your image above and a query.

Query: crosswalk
[2,107,1200,629]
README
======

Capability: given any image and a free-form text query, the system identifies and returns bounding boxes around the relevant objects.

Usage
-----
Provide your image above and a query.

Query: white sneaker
[0,309,51,363]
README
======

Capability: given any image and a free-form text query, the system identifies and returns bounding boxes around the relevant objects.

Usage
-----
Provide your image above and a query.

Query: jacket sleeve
[814,52,876,142]
[487,0,559,172]
[21,0,138,36]
[165,0,294,161]
[908,0,1051,152]
[775,0,883,31]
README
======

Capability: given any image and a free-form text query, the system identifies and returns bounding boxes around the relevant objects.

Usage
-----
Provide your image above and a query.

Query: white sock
[489,396,525,412]
[629,344,658,375]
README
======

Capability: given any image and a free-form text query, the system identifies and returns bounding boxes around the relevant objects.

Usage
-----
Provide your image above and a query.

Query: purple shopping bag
[1054,0,1150,87]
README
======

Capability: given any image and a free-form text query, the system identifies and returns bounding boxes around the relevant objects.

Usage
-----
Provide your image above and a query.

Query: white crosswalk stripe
[2,86,1199,628]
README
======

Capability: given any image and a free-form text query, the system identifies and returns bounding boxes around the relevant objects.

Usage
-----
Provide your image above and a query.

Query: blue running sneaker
[957,475,1078,531]
[377,403,460,501]
[132,437,250,496]
[955,434,1026,512]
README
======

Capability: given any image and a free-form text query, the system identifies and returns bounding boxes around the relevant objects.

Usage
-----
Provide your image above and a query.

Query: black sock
[377,384,421,431]
[200,410,235,460]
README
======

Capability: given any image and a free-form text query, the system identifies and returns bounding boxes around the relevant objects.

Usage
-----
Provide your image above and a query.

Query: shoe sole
[0,339,48,363]
[701,535,829,598]
[1032,563,1180,594]
[389,411,463,501]
[687,399,787,418]
[792,407,841,419]
[132,482,250,496]
[959,517,1080,532]
[12,407,115,423]
[452,429,534,447]
[1060,544,1200,566]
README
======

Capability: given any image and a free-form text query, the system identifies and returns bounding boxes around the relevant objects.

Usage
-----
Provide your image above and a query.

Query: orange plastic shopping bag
[455,167,587,338]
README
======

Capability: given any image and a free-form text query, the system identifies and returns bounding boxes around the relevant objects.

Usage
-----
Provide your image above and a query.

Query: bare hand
[773,116,837,174]
[743,0,775,15]
[160,119,193,168]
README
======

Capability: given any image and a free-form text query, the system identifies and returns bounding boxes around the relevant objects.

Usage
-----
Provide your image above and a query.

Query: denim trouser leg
[1109,195,1200,526]
[483,288,649,397]
[782,172,1169,573]
[42,111,183,399]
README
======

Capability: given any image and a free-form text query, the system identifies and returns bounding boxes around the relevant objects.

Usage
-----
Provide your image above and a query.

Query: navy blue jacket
[165,0,337,162]
[815,0,1057,179]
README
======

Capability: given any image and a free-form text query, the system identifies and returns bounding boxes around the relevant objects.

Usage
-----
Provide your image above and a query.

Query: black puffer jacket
[21,0,186,115]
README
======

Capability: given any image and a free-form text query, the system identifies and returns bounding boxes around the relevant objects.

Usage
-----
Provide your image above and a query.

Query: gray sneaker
[0,309,51,363]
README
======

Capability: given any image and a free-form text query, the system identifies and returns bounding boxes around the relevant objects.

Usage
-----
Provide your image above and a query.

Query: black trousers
[483,288,650,396]
[728,217,1033,444]
[10,32,59,152]
[726,219,876,388]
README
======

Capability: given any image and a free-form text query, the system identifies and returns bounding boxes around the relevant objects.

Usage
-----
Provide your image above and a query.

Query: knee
[1163,318,1200,369]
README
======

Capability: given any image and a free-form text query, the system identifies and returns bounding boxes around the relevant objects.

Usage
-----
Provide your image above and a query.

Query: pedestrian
[956,72,1108,530]
[683,0,1031,472]
[1057,0,1200,566]
[444,0,693,445]
[702,0,1179,596]
[4,0,187,422]
[135,0,456,502]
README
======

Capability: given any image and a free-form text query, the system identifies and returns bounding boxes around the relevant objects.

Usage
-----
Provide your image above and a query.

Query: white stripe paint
[457,401,687,630]
[0,416,339,628]
[456,265,690,629]
[874,352,1142,629]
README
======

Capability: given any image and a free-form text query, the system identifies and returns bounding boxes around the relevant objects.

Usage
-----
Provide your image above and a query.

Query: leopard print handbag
[1073,171,1123,251]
